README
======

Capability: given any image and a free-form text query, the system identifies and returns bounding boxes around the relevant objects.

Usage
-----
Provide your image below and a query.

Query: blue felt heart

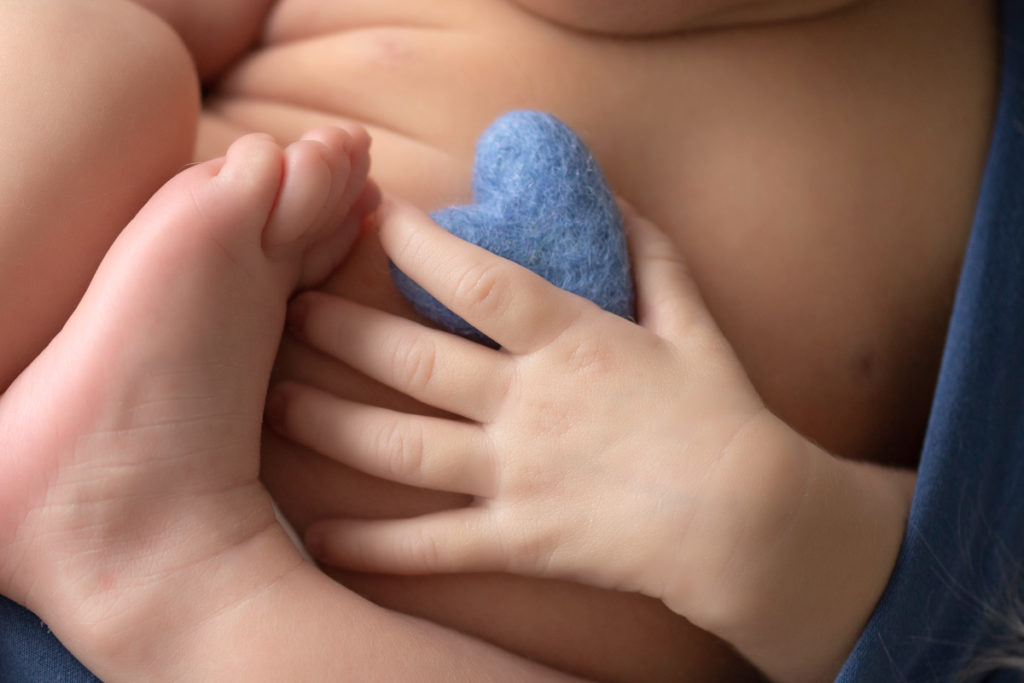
[392,110,635,344]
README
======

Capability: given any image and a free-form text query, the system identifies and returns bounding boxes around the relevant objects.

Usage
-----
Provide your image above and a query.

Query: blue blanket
[838,1,1024,680]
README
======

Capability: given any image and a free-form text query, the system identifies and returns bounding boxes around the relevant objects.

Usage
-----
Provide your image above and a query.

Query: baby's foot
[0,127,370,671]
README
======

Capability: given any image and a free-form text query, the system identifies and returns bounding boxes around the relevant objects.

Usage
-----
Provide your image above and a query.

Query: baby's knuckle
[376,422,425,480]
[407,529,443,569]
[503,521,557,575]
[451,262,508,317]
[392,222,431,266]
[387,335,438,392]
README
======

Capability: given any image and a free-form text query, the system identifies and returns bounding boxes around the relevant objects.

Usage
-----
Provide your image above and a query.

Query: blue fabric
[838,1,1024,680]
[392,110,635,344]
[0,596,99,682]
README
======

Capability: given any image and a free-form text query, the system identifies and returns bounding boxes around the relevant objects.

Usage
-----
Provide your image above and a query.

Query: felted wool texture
[391,110,635,344]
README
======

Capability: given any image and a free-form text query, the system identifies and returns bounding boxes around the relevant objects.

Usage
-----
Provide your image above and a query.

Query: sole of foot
[0,125,371,664]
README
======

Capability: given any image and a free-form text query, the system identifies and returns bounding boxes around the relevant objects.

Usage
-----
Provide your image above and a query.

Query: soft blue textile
[0,596,99,682]
[392,110,635,344]
[838,1,1024,680]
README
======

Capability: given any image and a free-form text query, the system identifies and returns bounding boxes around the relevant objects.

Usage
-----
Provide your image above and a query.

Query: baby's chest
[206,0,996,462]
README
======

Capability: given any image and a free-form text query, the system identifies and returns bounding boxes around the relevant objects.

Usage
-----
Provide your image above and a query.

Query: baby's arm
[127,0,278,80]
[269,201,917,682]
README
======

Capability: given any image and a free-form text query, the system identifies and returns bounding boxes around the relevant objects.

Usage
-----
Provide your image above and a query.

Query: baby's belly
[198,0,996,679]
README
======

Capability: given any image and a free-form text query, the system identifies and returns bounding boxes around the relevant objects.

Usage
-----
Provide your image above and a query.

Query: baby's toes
[194,133,284,238]
[299,125,372,234]
[263,138,343,249]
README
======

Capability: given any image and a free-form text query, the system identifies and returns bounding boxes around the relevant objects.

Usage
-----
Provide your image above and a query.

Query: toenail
[328,127,353,153]
[308,139,332,164]
[303,127,350,154]
[336,131,352,153]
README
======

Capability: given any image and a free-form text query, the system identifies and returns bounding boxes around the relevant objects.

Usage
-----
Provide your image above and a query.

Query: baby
[0,0,1008,680]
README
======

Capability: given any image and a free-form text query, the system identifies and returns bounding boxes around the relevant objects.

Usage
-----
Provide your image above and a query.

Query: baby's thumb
[620,200,714,340]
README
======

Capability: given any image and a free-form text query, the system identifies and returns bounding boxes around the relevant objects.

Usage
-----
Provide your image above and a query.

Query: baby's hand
[268,200,914,682]
[271,198,803,611]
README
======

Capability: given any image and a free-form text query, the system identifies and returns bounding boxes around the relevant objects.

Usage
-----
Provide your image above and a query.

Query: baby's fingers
[288,292,510,423]
[305,511,504,575]
[376,200,590,355]
[267,382,497,497]
[622,202,714,340]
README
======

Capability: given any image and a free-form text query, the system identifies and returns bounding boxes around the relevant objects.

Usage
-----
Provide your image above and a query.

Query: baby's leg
[124,0,277,80]
[0,126,375,679]
[0,0,199,391]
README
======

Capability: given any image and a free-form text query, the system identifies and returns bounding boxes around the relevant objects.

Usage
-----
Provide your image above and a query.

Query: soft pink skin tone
[0,0,997,680]
[0,126,578,682]
[241,1,994,679]
[268,200,916,682]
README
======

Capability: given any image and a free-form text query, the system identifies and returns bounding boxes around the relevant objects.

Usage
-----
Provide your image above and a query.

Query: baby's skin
[0,128,579,681]
[164,0,998,679]
[0,0,996,680]
[0,127,367,676]
[206,0,995,679]
[268,200,917,682]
